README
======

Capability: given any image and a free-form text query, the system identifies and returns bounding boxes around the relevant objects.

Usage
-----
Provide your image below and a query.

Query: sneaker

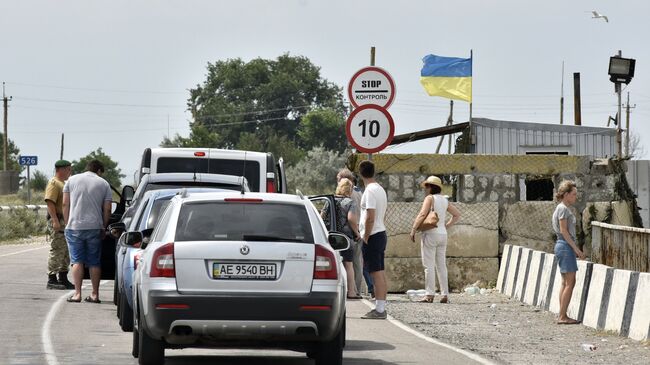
[361,309,387,319]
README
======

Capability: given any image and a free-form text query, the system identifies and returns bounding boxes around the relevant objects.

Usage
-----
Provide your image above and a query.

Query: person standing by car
[44,160,73,290]
[334,178,362,300]
[337,168,367,297]
[552,180,586,324]
[63,160,112,303]
[409,176,461,304]
[358,160,389,319]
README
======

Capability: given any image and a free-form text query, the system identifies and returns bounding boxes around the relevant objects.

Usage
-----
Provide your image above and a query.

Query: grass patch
[0,190,45,205]
[0,208,47,241]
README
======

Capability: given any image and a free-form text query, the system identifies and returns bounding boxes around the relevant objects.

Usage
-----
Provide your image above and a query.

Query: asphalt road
[0,241,491,365]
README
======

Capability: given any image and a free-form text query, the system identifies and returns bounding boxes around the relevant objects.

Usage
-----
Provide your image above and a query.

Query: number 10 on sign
[345,104,395,154]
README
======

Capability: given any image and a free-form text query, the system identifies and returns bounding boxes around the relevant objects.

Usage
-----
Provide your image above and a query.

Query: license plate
[212,263,277,280]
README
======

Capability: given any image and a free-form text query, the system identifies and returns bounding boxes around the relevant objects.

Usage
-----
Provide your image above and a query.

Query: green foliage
[286,146,348,195]
[0,132,23,172]
[17,189,44,204]
[29,170,49,191]
[298,108,348,153]
[0,209,47,241]
[168,54,347,162]
[71,148,125,188]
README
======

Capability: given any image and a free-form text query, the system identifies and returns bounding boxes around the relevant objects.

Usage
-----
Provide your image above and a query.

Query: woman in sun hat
[409,176,461,303]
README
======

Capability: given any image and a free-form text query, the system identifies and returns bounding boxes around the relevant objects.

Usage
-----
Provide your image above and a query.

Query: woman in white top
[409,176,461,303]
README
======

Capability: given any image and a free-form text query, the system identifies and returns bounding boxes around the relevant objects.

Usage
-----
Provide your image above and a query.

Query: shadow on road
[344,339,397,351]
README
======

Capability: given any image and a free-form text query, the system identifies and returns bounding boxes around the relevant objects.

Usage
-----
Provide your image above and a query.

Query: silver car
[131,191,349,365]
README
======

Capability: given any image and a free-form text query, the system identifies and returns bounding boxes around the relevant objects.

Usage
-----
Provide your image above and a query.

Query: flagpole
[469,49,473,121]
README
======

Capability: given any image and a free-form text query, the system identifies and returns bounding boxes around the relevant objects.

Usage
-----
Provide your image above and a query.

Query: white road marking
[361,299,496,365]
[0,246,47,258]
[42,280,109,365]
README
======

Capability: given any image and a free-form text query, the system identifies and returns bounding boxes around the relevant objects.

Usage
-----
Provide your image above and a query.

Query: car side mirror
[122,185,135,203]
[124,231,143,248]
[108,222,127,239]
[328,232,350,251]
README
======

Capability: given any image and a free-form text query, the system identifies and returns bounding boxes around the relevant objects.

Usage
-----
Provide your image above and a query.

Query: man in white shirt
[358,160,388,319]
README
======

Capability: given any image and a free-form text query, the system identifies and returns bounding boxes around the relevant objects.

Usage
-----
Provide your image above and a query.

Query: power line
[14,96,186,108]
[6,81,187,95]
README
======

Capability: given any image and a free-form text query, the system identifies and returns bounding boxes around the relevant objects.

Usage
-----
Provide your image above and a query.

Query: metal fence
[591,221,650,272]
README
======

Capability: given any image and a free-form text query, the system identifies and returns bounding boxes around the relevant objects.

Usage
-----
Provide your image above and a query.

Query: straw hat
[420,175,443,189]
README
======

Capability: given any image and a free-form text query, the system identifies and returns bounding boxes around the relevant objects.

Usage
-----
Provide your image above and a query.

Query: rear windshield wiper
[242,235,304,242]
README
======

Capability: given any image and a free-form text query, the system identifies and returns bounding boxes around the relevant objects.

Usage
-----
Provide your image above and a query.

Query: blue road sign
[19,156,38,166]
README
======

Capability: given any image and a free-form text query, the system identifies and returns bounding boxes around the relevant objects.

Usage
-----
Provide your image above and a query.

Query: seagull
[591,10,609,23]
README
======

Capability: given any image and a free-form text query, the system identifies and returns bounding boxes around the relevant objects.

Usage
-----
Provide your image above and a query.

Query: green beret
[54,159,71,168]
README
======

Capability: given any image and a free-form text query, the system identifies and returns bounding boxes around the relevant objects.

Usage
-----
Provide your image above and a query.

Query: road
[0,241,491,365]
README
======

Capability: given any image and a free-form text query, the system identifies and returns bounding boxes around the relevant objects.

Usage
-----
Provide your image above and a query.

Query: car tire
[313,317,345,365]
[132,300,139,358]
[113,270,119,306]
[138,311,165,365]
[119,292,134,332]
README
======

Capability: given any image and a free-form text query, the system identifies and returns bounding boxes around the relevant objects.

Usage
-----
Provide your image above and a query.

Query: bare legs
[558,272,576,322]
[344,262,356,297]
[69,264,101,301]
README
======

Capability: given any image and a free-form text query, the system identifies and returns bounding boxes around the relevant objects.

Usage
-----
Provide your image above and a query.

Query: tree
[0,132,22,172]
[71,148,125,188]
[286,146,348,195]
[627,131,647,159]
[168,54,347,160]
[298,108,348,153]
[29,170,49,191]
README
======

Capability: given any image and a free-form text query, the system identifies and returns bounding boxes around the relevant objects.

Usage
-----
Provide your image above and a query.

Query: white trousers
[420,232,449,296]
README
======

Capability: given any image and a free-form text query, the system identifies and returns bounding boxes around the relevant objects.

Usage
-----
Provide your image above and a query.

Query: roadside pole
[369,46,375,161]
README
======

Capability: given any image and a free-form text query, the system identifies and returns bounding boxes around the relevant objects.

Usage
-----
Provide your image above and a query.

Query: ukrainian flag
[420,54,472,102]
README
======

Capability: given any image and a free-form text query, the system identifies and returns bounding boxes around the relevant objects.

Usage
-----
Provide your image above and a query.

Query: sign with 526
[18,155,38,166]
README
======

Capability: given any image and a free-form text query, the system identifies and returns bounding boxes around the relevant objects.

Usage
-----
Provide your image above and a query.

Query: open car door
[308,194,337,233]
[276,157,287,194]
[90,184,125,280]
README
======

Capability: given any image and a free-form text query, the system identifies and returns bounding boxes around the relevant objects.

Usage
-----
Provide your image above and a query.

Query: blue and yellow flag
[420,54,472,102]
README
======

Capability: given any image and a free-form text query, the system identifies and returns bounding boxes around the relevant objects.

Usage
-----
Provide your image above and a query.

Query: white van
[138,148,286,193]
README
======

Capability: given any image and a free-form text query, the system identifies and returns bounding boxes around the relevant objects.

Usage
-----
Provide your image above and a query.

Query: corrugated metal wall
[626,160,650,228]
[471,118,617,157]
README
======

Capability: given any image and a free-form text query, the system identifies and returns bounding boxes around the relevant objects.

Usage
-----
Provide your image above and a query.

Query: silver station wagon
[131,191,349,365]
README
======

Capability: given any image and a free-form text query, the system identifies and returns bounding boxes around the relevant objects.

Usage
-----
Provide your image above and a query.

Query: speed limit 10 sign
[345,105,395,154]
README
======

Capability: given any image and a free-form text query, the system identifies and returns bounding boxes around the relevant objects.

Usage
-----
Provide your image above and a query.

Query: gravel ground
[386,291,649,365]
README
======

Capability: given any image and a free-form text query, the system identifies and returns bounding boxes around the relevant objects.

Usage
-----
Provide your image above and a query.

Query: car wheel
[119,292,134,332]
[113,270,119,306]
[132,301,139,358]
[313,317,345,365]
[138,311,165,365]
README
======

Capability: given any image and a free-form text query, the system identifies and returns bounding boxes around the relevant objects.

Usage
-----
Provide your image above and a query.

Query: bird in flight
[591,10,609,23]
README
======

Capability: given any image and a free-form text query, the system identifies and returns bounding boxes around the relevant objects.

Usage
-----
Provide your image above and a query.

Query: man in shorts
[63,159,112,303]
[358,160,389,319]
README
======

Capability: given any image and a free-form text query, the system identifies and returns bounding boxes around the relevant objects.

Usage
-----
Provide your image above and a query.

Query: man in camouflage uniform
[45,160,73,289]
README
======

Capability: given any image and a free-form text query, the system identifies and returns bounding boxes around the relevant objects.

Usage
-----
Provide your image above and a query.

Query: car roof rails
[179,188,189,199]
[296,190,305,199]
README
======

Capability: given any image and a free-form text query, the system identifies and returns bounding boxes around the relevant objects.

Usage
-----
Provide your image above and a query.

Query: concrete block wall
[498,244,649,341]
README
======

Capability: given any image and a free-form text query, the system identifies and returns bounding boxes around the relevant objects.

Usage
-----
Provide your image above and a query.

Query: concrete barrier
[496,244,648,341]
[583,263,614,330]
[513,248,532,301]
[523,250,545,306]
[628,272,650,341]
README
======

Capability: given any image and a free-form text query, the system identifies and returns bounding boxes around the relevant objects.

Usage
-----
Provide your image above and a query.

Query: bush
[0,209,47,241]
[16,189,45,204]
[286,146,348,195]
[30,170,49,191]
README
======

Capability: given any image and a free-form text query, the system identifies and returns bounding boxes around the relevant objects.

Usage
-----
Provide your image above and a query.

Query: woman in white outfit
[409,176,461,303]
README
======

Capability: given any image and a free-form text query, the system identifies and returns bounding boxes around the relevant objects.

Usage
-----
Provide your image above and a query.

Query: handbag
[418,195,439,231]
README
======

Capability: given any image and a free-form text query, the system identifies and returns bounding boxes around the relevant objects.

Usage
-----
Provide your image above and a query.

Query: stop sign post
[345,105,395,154]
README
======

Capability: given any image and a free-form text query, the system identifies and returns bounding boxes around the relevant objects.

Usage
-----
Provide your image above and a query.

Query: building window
[525,178,554,201]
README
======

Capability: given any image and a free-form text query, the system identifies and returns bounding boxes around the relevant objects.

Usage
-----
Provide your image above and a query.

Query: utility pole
[573,73,582,126]
[616,50,623,158]
[436,100,453,154]
[560,61,564,124]
[368,46,375,161]
[3,82,12,171]
[624,92,636,158]
[60,133,65,160]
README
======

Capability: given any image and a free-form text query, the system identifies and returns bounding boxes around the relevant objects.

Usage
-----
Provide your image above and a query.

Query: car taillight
[194,151,206,157]
[134,252,142,270]
[266,179,276,193]
[150,242,175,277]
[313,244,338,280]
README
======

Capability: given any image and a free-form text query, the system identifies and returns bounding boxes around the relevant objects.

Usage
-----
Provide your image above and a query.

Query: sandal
[418,295,434,303]
[66,295,81,303]
[84,296,101,304]
[439,296,449,304]
[346,294,362,300]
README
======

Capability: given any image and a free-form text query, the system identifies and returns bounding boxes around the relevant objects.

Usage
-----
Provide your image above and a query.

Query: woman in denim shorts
[552,180,586,325]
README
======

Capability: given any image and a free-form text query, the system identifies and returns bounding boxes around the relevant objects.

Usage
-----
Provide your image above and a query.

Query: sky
[1,0,649,186]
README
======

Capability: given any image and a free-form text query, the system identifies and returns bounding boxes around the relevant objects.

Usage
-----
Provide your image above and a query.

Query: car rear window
[175,202,313,243]
[144,182,242,193]
[156,158,260,192]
